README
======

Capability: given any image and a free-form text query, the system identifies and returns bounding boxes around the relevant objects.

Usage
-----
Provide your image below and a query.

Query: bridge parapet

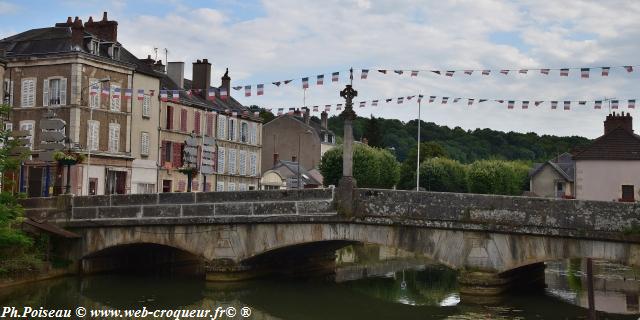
[355,189,640,236]
[21,189,336,225]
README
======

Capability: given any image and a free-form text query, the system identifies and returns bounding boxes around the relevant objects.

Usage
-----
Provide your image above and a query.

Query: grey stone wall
[356,189,640,233]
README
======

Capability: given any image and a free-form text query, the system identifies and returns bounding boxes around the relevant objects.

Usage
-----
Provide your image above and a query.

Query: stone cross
[339,83,357,177]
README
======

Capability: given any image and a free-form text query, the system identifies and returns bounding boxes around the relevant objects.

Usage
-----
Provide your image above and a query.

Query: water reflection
[1,245,639,320]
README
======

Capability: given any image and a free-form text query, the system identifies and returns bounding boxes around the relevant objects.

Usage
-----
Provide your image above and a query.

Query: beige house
[260,160,322,190]
[529,153,575,198]
[157,59,262,192]
[0,57,5,104]
[261,110,336,174]
[574,112,640,202]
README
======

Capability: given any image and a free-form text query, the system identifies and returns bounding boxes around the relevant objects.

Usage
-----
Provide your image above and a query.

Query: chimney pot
[192,59,212,98]
[102,12,108,21]
[66,17,72,24]
[221,68,231,98]
[320,111,328,129]
[604,112,633,135]
[273,153,279,166]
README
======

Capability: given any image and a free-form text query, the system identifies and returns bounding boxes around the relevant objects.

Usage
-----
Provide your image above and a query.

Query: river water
[1,245,639,320]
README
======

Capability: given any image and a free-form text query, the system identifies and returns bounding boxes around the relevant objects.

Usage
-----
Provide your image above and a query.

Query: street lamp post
[416,97,421,191]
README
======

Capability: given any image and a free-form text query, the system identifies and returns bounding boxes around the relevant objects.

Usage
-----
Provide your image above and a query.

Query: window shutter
[239,151,246,175]
[141,132,149,156]
[251,123,257,144]
[21,80,28,107]
[143,95,150,117]
[217,115,226,139]
[228,149,236,174]
[206,114,213,137]
[217,147,225,173]
[250,152,257,176]
[167,105,174,129]
[172,142,182,168]
[180,109,188,132]
[59,78,67,105]
[194,111,201,134]
[42,79,49,107]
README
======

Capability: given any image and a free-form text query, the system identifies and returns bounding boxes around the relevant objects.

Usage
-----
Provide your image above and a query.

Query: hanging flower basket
[177,166,199,175]
[53,151,85,166]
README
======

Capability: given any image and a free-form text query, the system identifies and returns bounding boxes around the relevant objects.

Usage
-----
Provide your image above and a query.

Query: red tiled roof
[572,127,640,160]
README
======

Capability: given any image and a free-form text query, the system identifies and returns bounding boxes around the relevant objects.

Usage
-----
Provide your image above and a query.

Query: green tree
[398,142,448,190]
[249,105,275,123]
[319,144,400,188]
[466,160,528,195]
[420,158,467,193]
[363,115,383,148]
[0,104,41,277]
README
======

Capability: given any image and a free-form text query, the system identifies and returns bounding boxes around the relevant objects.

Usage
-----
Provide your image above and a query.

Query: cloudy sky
[1,0,639,138]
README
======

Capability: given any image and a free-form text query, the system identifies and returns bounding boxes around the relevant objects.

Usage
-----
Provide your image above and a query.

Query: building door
[621,185,635,202]
[162,180,172,193]
[106,170,127,195]
[27,167,43,197]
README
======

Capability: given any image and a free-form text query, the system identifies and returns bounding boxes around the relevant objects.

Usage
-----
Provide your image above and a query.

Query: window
[250,123,257,144]
[137,183,155,194]
[216,181,225,191]
[90,40,99,55]
[250,152,257,176]
[19,120,34,150]
[239,151,246,175]
[162,141,172,164]
[89,178,98,195]
[142,95,151,117]
[3,79,14,106]
[4,122,12,131]
[89,79,101,109]
[21,78,35,107]
[228,118,236,141]
[228,149,236,174]
[228,182,236,191]
[206,113,214,137]
[140,132,150,156]
[217,147,225,174]
[622,185,635,202]
[217,115,227,139]
[180,109,188,132]
[194,111,201,135]
[166,105,174,129]
[87,120,100,151]
[162,180,172,193]
[108,123,120,153]
[110,85,121,111]
[239,183,247,191]
[45,78,66,106]
[240,122,249,143]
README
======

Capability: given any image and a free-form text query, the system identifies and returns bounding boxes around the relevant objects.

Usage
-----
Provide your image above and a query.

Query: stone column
[337,83,358,217]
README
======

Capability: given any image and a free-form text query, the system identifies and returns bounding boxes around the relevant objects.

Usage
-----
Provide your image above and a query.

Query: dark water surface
[1,254,639,319]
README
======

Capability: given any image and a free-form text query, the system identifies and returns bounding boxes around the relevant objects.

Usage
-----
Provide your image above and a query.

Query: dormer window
[90,40,99,55]
[108,45,120,59]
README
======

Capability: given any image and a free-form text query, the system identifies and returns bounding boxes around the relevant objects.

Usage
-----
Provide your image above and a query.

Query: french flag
[257,84,264,96]
[302,77,309,89]
[551,101,558,109]
[113,87,121,99]
[137,89,144,101]
[101,87,109,97]
[124,88,132,100]
[564,101,571,110]
[90,86,98,96]
[172,90,179,102]
[332,72,339,82]
[629,99,636,109]
[317,75,324,85]
[209,89,217,101]
[581,68,589,78]
[594,101,602,109]
[361,70,369,79]
[560,69,569,76]
[160,90,168,102]
[601,67,610,76]
[245,85,251,97]
[508,101,514,109]
[612,100,619,109]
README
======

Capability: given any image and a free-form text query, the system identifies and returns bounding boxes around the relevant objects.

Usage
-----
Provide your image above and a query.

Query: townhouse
[0,13,262,196]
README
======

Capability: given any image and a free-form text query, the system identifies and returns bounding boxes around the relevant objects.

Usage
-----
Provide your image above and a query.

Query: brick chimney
[273,153,279,166]
[303,107,310,124]
[167,62,184,88]
[193,59,211,99]
[604,112,633,135]
[152,60,165,73]
[70,17,84,49]
[83,12,118,42]
[221,68,230,97]
[320,111,328,129]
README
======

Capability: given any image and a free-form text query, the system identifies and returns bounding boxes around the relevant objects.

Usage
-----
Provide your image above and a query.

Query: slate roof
[530,152,575,181]
[267,160,321,186]
[572,127,640,160]
[160,76,258,121]
[0,26,160,78]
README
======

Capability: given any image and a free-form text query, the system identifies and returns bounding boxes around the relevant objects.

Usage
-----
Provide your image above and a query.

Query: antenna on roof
[153,47,158,61]
[164,48,168,74]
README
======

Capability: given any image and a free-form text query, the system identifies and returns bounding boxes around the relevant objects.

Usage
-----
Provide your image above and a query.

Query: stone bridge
[22,188,640,296]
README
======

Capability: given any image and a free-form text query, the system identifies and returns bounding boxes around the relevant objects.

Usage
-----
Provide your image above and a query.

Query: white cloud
[115,0,640,138]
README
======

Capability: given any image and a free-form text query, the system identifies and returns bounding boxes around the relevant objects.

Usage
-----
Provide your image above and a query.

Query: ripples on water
[1,247,639,320]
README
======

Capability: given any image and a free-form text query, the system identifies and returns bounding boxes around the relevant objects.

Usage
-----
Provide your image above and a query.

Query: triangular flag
[361,70,369,79]
[464,70,473,75]
[332,72,339,82]
[601,67,610,76]
[560,68,569,76]
[445,71,454,77]
[482,70,490,75]
[394,70,404,75]
[317,74,324,85]
[378,69,387,74]
[581,68,589,78]
[410,70,419,77]
[540,69,550,75]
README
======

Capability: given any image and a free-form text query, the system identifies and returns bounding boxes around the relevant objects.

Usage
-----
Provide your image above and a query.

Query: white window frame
[89,78,101,109]
[87,120,100,151]
[239,183,247,191]
[240,121,249,143]
[228,182,236,191]
[3,79,14,106]
[217,146,225,174]
[44,77,66,107]
[110,84,121,111]
[228,149,236,174]
[228,117,236,141]
[250,152,257,176]
[19,120,35,150]
[140,131,150,156]
[239,150,246,176]
[216,181,225,191]
[250,122,257,145]
[217,115,227,139]
[142,95,151,118]
[108,122,120,153]
[21,78,36,107]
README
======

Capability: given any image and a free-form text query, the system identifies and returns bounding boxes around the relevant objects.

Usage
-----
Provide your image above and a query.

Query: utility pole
[416,97,421,191]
